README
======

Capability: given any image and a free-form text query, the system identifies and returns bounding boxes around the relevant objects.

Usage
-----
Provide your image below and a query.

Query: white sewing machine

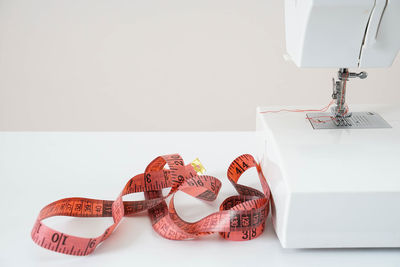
[257,0,400,248]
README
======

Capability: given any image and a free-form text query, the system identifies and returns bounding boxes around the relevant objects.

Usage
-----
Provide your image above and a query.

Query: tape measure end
[191,158,206,174]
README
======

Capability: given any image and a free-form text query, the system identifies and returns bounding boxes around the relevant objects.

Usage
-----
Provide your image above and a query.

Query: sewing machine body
[256,105,400,248]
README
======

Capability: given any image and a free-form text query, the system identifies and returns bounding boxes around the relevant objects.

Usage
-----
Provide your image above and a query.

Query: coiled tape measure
[31,154,271,256]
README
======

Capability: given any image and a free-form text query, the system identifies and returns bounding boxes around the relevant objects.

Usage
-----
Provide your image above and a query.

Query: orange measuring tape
[31,154,271,256]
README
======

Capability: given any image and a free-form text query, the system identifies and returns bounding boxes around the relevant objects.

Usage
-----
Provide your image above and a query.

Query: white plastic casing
[256,105,400,248]
[285,0,400,68]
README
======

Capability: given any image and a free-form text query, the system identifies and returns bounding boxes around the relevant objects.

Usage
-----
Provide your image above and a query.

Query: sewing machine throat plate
[307,112,392,129]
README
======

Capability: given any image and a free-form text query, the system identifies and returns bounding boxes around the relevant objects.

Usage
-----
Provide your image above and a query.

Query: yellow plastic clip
[190,158,206,174]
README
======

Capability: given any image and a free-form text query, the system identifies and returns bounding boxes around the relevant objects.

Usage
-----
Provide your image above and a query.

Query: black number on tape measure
[251,228,257,238]
[174,160,183,166]
[242,230,249,240]
[210,181,216,191]
[89,239,96,248]
[51,233,60,242]
[146,174,151,183]
[36,223,42,233]
[236,167,242,174]
[51,233,68,245]
[242,229,256,240]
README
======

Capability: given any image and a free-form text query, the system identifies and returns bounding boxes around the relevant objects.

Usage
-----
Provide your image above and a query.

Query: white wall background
[0,0,399,131]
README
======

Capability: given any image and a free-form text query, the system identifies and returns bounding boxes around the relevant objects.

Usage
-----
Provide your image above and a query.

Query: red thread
[259,100,337,124]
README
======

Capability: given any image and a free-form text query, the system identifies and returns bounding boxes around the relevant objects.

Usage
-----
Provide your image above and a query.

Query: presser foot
[333,114,352,127]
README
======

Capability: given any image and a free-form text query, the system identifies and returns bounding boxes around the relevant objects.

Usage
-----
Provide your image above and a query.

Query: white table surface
[0,132,399,267]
